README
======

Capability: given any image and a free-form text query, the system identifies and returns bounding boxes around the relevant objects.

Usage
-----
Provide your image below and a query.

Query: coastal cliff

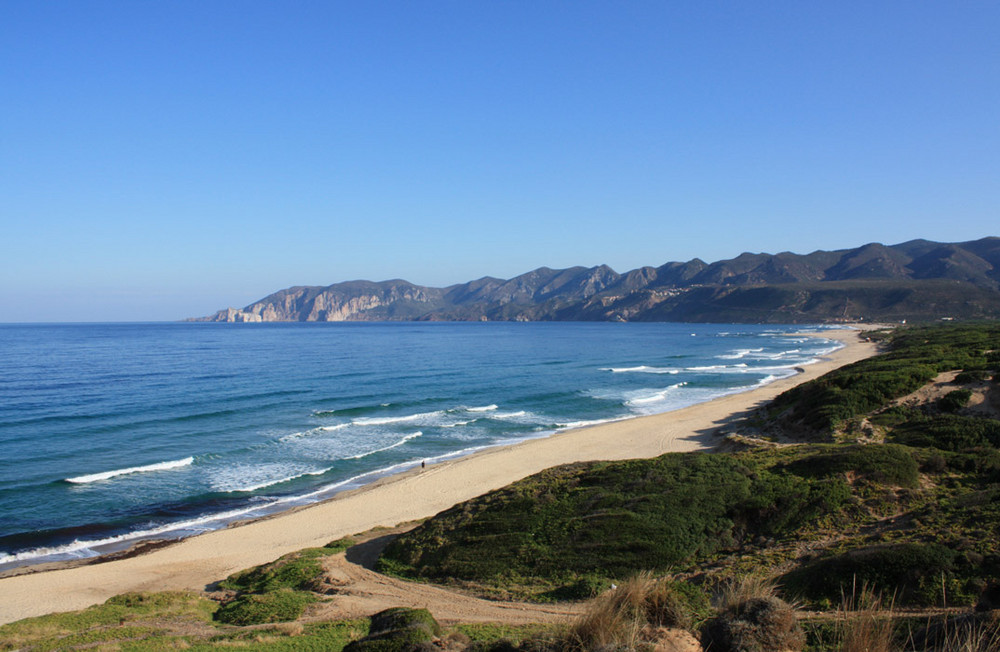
[192,237,1000,323]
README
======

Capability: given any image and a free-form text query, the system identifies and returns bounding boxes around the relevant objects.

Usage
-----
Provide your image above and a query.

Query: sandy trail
[303,534,582,626]
[0,327,878,625]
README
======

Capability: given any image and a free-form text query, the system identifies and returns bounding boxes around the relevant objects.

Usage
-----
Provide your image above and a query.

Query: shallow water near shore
[0,321,843,570]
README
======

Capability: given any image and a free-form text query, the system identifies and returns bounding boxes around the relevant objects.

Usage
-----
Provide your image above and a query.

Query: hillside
[192,238,1000,323]
[377,325,1000,610]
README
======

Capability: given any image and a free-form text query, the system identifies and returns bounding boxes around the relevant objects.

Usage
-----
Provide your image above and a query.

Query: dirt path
[302,535,583,626]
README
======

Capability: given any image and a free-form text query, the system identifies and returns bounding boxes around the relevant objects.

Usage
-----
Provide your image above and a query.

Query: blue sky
[2,2,997,321]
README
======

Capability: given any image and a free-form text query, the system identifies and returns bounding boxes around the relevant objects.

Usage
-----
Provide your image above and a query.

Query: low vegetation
[766,324,1000,434]
[343,607,441,652]
[700,576,805,652]
[377,448,860,599]
[212,537,353,626]
[379,324,1000,611]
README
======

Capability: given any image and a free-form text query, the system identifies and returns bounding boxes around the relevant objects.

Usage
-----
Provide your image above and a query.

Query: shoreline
[0,327,880,625]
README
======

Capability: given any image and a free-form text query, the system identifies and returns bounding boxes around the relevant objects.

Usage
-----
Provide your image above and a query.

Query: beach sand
[0,327,879,625]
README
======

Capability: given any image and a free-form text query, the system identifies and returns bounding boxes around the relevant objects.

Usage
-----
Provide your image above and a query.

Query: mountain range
[191,237,1000,323]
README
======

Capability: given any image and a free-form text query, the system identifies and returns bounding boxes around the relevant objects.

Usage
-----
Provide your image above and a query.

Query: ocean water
[0,322,843,570]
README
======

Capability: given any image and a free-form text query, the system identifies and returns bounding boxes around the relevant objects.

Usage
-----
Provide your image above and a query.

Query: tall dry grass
[837,580,896,652]
[563,572,701,651]
[716,574,780,612]
[906,613,1000,652]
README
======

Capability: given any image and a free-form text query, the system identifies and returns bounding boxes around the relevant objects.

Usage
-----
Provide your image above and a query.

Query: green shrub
[378,451,853,594]
[214,589,316,626]
[782,543,959,606]
[342,608,440,652]
[955,369,991,384]
[218,547,335,594]
[785,444,919,488]
[890,415,1000,451]
[542,574,612,600]
[939,389,973,413]
[367,607,440,637]
[767,324,1000,433]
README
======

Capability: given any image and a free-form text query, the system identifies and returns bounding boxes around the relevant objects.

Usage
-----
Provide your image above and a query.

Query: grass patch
[214,588,317,626]
[217,545,342,594]
[454,622,560,648]
[0,591,217,651]
[188,618,369,651]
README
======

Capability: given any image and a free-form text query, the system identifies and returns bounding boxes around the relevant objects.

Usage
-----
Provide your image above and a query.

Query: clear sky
[2,2,998,321]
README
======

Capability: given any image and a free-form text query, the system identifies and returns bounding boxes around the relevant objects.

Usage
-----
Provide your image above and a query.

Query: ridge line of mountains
[192,237,1000,323]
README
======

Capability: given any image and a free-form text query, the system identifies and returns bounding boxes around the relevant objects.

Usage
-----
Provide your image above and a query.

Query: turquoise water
[0,322,842,569]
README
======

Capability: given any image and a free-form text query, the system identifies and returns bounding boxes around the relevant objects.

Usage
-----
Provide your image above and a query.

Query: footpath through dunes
[298,532,583,625]
[0,328,877,626]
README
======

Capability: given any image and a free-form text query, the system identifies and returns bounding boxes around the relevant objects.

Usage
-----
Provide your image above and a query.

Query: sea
[0,321,844,571]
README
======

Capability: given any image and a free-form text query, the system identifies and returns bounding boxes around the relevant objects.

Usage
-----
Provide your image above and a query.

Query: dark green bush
[367,607,440,637]
[782,543,959,606]
[939,389,973,413]
[343,608,440,652]
[214,589,316,626]
[785,444,919,488]
[955,369,991,384]
[378,451,853,592]
[541,574,612,600]
[890,415,1000,452]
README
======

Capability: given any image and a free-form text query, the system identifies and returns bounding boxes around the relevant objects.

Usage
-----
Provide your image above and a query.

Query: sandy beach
[0,327,878,625]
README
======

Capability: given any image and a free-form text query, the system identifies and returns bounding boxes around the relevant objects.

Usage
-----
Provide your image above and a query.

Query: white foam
[441,419,475,428]
[211,463,328,493]
[0,499,280,565]
[65,457,194,484]
[280,423,351,442]
[489,410,529,420]
[625,382,689,407]
[555,417,622,430]
[346,432,423,460]
[602,366,680,374]
[716,348,765,360]
[352,410,444,426]
[686,364,746,371]
[464,404,498,413]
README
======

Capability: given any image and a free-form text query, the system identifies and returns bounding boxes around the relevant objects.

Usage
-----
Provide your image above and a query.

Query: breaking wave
[65,457,194,484]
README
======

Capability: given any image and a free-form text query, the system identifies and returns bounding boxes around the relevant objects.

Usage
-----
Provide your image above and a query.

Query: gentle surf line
[346,432,424,460]
[64,457,195,485]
